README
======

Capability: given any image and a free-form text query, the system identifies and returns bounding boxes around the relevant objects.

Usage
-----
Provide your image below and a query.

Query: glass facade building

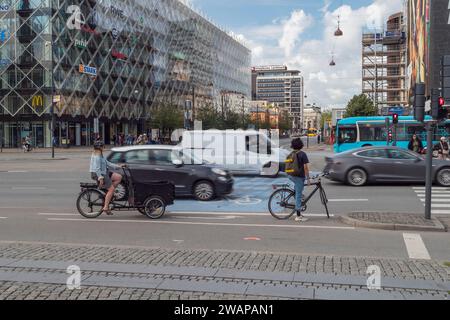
[0,0,251,147]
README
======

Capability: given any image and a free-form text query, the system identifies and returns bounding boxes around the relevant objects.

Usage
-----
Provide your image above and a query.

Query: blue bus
[334,116,450,153]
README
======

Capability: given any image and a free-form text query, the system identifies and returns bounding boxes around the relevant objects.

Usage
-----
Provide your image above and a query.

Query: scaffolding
[362,13,408,114]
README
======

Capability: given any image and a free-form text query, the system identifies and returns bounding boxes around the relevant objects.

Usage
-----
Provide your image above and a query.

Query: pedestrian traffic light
[392,113,399,124]
[414,83,425,122]
[431,89,447,121]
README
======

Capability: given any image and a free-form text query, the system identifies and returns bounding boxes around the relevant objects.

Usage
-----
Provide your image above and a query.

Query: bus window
[358,123,386,141]
[338,127,357,144]
[406,125,427,141]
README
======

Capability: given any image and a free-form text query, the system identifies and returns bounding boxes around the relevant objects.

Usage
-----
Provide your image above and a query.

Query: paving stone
[157,279,248,295]
[314,287,405,300]
[245,283,314,299]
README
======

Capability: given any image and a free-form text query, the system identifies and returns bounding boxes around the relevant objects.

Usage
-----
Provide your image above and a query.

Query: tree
[151,102,184,136]
[278,110,292,133]
[320,111,332,131]
[344,94,378,118]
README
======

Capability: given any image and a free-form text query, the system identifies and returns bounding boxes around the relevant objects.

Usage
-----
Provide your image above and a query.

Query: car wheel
[193,181,215,201]
[436,168,450,187]
[347,168,368,186]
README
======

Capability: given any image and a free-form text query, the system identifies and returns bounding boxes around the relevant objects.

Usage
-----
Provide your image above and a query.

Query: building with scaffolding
[362,12,408,115]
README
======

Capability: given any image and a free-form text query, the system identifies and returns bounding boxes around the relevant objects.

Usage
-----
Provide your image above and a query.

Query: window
[148,149,173,165]
[124,150,149,164]
[357,149,388,158]
[358,124,386,141]
[108,152,123,163]
[338,126,357,143]
[387,149,417,160]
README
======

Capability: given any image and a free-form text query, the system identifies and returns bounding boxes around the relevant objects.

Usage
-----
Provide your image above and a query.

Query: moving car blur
[324,146,450,187]
[107,145,234,201]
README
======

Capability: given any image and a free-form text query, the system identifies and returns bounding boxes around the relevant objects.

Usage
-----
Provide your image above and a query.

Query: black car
[107,146,234,201]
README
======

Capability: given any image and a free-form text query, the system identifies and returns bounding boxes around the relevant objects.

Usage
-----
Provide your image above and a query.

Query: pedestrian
[284,138,311,222]
[89,141,123,216]
[408,134,424,154]
[434,137,450,160]
[112,134,116,146]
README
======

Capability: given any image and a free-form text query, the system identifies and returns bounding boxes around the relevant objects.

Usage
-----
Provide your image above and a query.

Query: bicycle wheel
[268,188,296,220]
[77,189,104,219]
[143,196,166,219]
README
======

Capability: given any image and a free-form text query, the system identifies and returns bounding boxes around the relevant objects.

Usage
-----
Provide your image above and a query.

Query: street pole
[393,123,397,146]
[49,40,55,159]
[192,85,195,128]
[425,121,434,220]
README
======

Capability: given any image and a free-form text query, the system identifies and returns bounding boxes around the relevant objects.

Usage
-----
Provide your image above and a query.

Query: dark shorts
[91,172,113,189]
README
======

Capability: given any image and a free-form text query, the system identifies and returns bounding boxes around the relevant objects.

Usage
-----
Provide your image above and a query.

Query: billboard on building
[408,0,450,97]
[407,0,430,96]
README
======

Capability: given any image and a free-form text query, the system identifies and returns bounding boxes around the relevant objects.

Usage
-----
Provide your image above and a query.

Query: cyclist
[286,138,311,222]
[89,141,123,215]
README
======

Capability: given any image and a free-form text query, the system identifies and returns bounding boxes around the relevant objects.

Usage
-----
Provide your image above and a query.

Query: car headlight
[212,168,227,176]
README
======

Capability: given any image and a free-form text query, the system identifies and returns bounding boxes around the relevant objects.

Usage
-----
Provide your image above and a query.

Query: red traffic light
[392,113,399,124]
[439,97,445,107]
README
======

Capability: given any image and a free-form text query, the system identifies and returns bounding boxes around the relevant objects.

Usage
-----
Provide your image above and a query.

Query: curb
[339,214,447,232]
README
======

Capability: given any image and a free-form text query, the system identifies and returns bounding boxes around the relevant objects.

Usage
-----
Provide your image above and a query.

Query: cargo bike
[76,166,175,219]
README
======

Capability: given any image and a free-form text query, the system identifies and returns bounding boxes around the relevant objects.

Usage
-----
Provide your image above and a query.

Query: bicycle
[76,166,175,219]
[268,173,330,220]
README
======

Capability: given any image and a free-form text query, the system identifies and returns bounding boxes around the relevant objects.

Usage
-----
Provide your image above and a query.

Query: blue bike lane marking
[170,176,289,213]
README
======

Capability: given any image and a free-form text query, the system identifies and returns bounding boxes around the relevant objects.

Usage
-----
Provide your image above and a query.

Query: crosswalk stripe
[415,190,450,194]
[420,199,450,202]
[413,187,450,190]
[431,210,450,214]
[415,194,450,197]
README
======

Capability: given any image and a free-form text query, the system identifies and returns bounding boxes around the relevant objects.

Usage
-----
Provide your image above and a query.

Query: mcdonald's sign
[32,95,43,108]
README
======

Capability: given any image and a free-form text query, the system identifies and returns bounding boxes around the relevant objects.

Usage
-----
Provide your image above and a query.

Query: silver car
[324,146,450,187]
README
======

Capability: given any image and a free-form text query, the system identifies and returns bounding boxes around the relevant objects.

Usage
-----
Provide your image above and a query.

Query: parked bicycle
[77,166,175,219]
[268,172,330,220]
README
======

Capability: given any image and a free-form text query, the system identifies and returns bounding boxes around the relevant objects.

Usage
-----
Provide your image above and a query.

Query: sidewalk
[0,241,448,300]
[340,212,448,232]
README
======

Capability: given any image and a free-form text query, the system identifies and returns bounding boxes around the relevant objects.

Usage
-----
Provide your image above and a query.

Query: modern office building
[362,12,408,115]
[0,0,251,148]
[251,65,304,129]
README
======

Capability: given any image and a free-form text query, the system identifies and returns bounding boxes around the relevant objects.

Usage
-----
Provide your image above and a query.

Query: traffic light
[392,113,399,124]
[414,83,425,122]
[388,128,393,143]
[431,89,447,121]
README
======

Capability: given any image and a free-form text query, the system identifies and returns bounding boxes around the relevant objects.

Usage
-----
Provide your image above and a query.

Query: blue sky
[188,0,403,108]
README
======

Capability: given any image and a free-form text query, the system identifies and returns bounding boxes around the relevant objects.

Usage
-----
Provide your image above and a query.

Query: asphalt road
[0,148,449,261]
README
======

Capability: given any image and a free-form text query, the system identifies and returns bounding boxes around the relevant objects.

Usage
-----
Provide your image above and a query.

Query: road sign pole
[425,121,434,220]
[393,123,397,146]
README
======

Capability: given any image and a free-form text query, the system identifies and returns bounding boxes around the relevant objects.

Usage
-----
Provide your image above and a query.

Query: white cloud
[239,0,403,108]
[279,10,314,56]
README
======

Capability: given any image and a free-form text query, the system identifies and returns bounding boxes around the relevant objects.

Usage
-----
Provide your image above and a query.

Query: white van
[179,130,289,176]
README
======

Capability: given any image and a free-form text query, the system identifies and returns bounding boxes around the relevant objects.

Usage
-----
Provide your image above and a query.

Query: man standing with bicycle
[285,138,310,222]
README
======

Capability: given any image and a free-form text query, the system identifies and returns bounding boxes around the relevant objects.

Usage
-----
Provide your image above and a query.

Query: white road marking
[0,217,8,219]
[431,210,450,214]
[328,199,368,202]
[38,213,79,216]
[415,194,450,197]
[11,187,47,190]
[420,199,450,202]
[172,211,335,217]
[6,171,28,173]
[173,216,242,220]
[403,233,431,260]
[46,218,355,230]
[413,187,450,190]
[415,190,450,194]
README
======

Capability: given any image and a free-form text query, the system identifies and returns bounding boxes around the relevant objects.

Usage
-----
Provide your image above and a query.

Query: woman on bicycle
[89,141,123,215]
[288,138,311,222]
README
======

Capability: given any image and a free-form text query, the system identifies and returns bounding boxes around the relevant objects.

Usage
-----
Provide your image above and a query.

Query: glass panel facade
[0,0,251,147]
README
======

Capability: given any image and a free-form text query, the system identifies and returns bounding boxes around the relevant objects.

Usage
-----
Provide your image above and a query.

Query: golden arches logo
[32,95,43,108]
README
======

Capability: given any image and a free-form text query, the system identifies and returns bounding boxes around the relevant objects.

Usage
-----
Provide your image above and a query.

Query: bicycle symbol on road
[231,195,262,205]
